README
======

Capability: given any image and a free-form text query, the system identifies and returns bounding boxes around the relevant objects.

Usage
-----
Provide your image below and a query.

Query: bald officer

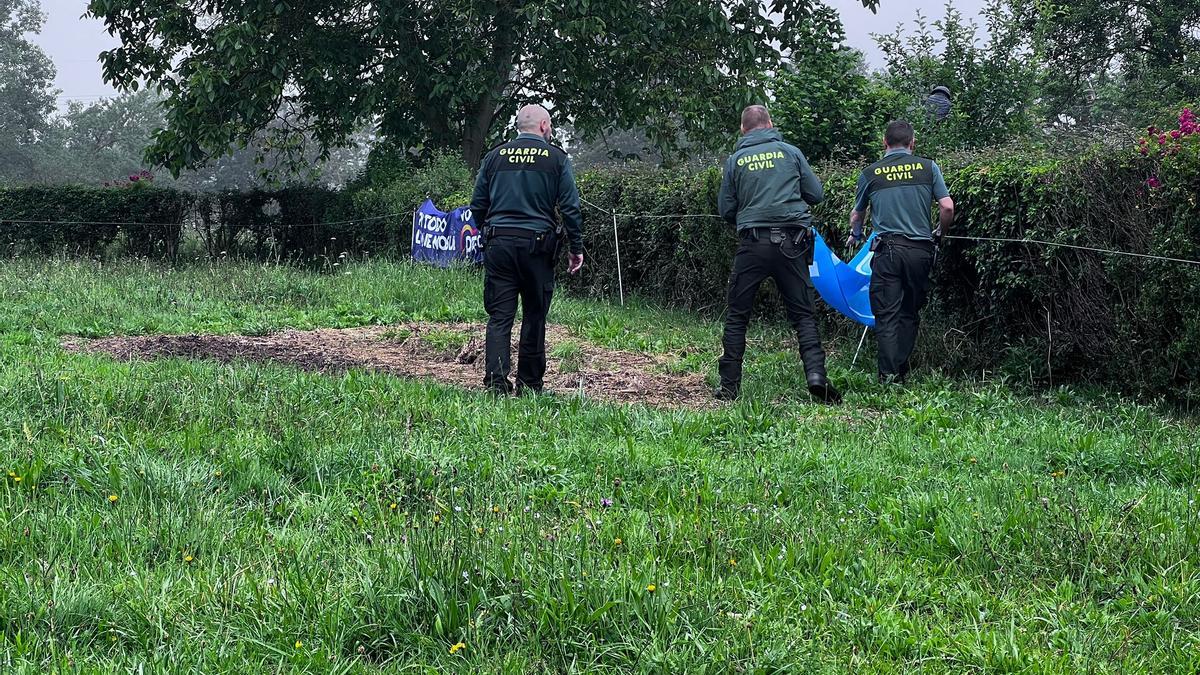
[470,104,584,396]
[847,120,954,384]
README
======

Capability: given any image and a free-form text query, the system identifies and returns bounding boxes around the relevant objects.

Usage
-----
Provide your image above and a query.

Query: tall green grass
[1,258,1198,673]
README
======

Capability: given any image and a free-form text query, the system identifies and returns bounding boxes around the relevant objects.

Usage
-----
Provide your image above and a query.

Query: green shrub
[0,182,194,257]
[344,150,475,250]
[566,145,1200,401]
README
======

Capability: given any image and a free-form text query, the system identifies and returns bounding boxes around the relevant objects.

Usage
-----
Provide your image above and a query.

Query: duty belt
[875,232,935,251]
[488,227,542,238]
[741,226,808,243]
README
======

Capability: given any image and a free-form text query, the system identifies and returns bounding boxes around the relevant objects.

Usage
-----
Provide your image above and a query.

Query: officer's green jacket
[718,128,824,231]
[853,148,950,241]
[470,132,584,254]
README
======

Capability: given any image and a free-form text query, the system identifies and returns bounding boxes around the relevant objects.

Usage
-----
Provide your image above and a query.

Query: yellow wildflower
[183,554,194,563]
[449,642,466,655]
[390,502,398,511]
[295,640,303,649]
[614,537,623,546]
[108,494,118,503]
[433,514,442,524]
[646,584,656,593]
[12,476,21,483]
[729,558,737,567]
[492,505,500,514]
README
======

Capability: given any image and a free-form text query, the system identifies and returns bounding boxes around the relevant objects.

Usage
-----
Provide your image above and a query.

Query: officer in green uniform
[846,120,955,384]
[470,104,585,396]
[716,105,841,403]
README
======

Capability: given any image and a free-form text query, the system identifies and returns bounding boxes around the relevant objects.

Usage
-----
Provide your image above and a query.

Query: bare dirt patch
[62,323,716,409]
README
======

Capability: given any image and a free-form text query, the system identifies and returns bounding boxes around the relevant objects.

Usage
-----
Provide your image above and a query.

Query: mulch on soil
[62,323,717,409]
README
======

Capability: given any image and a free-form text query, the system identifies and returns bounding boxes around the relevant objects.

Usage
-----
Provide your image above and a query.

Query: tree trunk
[461,9,520,170]
[462,94,494,170]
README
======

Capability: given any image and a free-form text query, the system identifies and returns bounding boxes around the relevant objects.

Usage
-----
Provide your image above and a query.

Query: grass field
[2,258,1199,673]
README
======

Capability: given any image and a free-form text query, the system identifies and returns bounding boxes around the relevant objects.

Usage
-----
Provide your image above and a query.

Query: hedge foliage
[569,148,1200,399]
[1,142,1198,398]
[0,152,475,260]
[0,182,193,257]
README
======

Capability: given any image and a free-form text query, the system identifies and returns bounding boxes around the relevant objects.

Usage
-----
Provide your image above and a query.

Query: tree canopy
[1015,0,1200,124]
[0,0,56,182]
[86,0,880,173]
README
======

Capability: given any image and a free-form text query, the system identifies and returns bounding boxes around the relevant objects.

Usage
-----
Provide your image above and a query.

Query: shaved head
[740,105,772,133]
[517,104,552,134]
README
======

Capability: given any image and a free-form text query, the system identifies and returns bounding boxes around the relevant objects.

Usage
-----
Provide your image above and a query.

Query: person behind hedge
[846,120,955,385]
[470,104,585,396]
[715,105,842,404]
[926,85,953,122]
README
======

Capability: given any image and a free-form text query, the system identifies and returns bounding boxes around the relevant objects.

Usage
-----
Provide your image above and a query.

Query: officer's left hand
[845,233,862,249]
[568,253,584,275]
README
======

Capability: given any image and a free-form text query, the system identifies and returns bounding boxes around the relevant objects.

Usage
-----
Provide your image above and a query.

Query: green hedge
[568,149,1200,399]
[0,184,193,257]
[2,146,1197,399]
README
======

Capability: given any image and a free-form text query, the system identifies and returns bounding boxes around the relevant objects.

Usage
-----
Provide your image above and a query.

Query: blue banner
[411,199,483,267]
[810,229,877,327]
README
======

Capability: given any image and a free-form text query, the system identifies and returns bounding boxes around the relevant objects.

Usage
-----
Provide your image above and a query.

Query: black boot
[486,378,515,397]
[715,384,740,402]
[806,374,842,404]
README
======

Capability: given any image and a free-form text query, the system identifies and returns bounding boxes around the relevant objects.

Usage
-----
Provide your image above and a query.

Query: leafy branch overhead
[86,0,880,173]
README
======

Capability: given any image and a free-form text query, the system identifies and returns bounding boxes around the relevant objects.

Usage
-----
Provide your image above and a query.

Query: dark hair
[741,105,772,131]
[885,120,915,148]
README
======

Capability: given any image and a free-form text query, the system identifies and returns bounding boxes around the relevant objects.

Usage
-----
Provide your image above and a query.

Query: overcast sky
[30,0,988,105]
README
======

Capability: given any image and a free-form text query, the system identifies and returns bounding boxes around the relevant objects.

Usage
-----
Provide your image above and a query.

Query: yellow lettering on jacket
[736,151,785,168]
[874,162,925,176]
[499,147,550,158]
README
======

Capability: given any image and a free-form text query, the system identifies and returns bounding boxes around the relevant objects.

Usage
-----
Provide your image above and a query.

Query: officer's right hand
[568,253,584,275]
[845,232,862,249]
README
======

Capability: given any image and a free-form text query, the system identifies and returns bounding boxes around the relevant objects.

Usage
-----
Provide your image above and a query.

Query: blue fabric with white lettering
[411,199,483,267]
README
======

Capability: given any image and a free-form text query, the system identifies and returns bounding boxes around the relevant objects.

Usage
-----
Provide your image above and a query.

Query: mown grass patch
[1,257,1197,673]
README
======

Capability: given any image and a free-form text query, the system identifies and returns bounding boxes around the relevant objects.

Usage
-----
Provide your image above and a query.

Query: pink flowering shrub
[102,169,155,189]
[1137,107,1200,190]
[1139,108,1197,158]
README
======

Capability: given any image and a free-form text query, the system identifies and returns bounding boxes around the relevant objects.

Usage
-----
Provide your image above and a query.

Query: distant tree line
[3,0,1199,184]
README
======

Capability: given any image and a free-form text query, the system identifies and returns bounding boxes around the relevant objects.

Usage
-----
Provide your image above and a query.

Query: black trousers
[719,231,827,391]
[483,234,555,393]
[869,237,934,380]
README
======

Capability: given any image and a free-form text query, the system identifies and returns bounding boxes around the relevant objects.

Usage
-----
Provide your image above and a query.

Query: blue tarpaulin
[809,229,877,327]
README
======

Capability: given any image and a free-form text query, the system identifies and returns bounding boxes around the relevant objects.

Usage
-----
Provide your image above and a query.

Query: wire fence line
[942,235,1200,267]
[6,204,1200,269]
[580,197,1200,268]
[0,211,411,230]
